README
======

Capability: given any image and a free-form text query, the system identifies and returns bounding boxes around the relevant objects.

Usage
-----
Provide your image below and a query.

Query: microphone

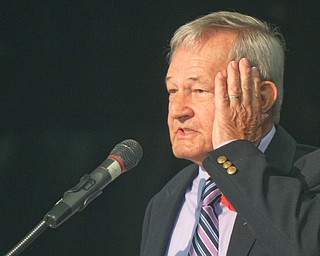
[44,139,143,228]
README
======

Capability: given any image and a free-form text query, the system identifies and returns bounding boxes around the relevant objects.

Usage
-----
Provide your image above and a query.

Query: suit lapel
[146,164,198,255]
[227,216,256,255]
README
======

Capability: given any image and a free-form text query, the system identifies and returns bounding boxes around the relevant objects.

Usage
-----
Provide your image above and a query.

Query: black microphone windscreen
[109,139,143,171]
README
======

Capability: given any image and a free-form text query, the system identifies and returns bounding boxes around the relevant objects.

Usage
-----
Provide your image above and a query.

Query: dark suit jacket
[140,126,320,256]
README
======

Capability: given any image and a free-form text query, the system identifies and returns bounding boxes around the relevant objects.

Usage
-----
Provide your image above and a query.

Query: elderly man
[141,11,320,256]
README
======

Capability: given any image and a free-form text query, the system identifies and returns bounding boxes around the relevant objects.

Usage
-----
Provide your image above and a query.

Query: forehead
[167,31,237,77]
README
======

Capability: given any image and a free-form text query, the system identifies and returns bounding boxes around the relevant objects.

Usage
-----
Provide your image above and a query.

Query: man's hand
[212,58,265,149]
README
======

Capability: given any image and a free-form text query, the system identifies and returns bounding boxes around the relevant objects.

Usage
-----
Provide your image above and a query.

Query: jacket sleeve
[203,140,320,256]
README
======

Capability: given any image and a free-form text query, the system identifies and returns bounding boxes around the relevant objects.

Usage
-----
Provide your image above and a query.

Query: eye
[194,89,208,94]
[168,88,178,95]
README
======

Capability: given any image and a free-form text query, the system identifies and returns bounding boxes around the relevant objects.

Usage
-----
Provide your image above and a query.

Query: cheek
[167,117,174,137]
[200,108,215,139]
[167,115,172,128]
[201,105,215,126]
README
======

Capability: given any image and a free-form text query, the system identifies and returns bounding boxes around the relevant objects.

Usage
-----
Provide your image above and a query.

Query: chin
[172,147,205,165]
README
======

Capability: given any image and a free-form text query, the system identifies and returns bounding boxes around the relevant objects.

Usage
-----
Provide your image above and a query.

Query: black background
[1,1,319,255]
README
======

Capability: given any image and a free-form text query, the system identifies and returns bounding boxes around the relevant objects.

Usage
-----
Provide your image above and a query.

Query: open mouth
[176,127,196,137]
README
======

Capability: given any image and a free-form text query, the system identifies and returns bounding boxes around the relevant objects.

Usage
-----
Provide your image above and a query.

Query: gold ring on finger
[228,95,241,100]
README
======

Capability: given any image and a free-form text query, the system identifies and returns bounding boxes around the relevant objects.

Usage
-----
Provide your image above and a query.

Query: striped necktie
[189,179,222,256]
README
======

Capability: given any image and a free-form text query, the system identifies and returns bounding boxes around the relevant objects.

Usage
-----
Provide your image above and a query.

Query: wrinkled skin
[213,58,264,149]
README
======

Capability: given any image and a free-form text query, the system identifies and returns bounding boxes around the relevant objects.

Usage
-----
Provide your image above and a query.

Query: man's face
[166,31,236,165]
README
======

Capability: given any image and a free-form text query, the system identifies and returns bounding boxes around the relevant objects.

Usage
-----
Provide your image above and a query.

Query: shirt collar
[258,125,276,153]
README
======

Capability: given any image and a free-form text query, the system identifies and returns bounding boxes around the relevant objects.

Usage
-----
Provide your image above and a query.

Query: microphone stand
[4,171,109,255]
[5,220,49,256]
[5,139,142,255]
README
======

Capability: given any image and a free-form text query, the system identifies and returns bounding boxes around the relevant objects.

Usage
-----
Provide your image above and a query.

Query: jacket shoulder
[294,143,319,161]
[293,144,320,192]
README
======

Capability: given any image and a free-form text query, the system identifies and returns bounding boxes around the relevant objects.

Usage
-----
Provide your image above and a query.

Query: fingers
[238,58,252,106]
[251,66,262,106]
[215,58,262,108]
[227,60,242,107]
[225,58,261,106]
[213,58,264,148]
[214,71,228,110]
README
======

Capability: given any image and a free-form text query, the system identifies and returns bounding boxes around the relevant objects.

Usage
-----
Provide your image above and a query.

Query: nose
[168,92,194,122]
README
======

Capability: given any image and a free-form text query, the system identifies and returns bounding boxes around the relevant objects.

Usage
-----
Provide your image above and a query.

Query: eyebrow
[165,75,208,85]
[165,76,173,84]
[188,75,211,84]
[188,76,200,81]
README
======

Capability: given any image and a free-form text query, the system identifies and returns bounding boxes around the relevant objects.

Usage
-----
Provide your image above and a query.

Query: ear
[260,81,278,113]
